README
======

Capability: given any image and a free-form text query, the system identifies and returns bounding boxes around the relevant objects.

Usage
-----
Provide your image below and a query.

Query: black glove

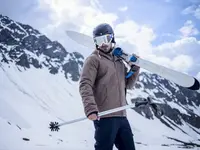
[135,97,164,117]
[150,103,164,117]
[135,99,148,107]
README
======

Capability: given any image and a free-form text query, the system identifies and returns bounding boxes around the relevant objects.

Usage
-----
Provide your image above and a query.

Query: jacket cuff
[87,111,98,117]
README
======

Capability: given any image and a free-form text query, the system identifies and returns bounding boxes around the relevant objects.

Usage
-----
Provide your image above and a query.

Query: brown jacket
[79,49,140,118]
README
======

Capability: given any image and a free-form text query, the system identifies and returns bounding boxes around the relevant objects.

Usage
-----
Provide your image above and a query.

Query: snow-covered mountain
[0,14,200,150]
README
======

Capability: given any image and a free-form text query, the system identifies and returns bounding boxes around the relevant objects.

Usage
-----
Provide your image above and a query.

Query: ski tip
[65,30,95,49]
[187,77,200,92]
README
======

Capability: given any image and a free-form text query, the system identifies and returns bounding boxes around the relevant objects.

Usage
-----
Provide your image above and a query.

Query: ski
[49,97,158,131]
[65,30,200,93]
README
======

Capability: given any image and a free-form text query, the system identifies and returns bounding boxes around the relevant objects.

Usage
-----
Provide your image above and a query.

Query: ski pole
[49,103,136,131]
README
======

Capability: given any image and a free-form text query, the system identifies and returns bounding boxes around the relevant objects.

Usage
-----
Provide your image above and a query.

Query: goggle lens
[94,34,113,46]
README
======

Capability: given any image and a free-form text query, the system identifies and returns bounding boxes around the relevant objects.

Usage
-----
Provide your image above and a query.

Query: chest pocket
[115,60,126,78]
[115,60,126,88]
[96,57,116,83]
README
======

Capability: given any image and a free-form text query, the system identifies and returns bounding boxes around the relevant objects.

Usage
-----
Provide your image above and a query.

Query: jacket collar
[93,49,120,62]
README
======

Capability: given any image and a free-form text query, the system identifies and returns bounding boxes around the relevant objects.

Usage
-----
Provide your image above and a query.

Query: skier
[79,23,140,150]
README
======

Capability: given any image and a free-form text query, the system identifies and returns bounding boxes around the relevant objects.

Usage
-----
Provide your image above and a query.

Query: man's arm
[125,65,140,89]
[79,56,99,117]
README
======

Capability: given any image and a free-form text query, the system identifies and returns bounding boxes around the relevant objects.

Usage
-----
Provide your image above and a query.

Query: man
[79,23,140,150]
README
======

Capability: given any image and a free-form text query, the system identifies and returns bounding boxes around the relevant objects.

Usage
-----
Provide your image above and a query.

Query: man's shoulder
[85,50,100,62]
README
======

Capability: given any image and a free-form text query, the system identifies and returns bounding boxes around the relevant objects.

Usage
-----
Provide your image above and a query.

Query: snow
[143,77,147,83]
[0,43,7,49]
[14,28,25,35]
[1,15,200,149]
[127,109,198,148]
[3,44,16,51]
[0,21,14,33]
[152,78,157,85]
[38,54,48,64]
[168,81,179,92]
[23,51,61,69]
[139,74,144,81]
[167,101,189,115]
[14,22,28,37]
[126,88,149,102]
[24,49,38,60]
[144,88,157,97]
[0,63,95,149]
[187,102,200,116]
[0,98,30,128]
[0,61,199,150]
[46,45,52,49]
[53,48,61,53]
[62,54,71,64]
[12,35,20,41]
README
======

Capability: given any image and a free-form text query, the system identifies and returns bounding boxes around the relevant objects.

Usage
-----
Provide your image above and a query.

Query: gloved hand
[135,97,164,117]
[128,53,139,63]
[112,47,140,78]
[150,103,164,117]
[135,99,148,107]
[126,63,140,79]
[146,97,163,116]
[112,47,124,57]
[112,47,139,63]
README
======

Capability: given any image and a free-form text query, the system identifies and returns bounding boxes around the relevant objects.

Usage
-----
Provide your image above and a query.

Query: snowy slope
[0,63,96,150]
[1,62,199,150]
[0,14,200,150]
[1,62,200,150]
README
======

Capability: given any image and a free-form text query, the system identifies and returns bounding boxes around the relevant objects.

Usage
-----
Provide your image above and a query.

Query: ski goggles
[93,34,113,46]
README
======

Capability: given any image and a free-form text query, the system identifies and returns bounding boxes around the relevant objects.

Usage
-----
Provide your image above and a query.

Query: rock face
[132,72,200,132]
[0,14,84,82]
[1,14,200,145]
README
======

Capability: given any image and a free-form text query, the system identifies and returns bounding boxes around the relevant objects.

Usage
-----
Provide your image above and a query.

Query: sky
[0,0,200,79]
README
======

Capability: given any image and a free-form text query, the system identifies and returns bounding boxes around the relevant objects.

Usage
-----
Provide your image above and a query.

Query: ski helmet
[92,23,116,44]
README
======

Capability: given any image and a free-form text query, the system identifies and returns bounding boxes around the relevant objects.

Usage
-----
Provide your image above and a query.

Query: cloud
[153,37,200,75]
[90,0,103,10]
[182,5,195,15]
[118,6,128,12]
[38,0,118,35]
[111,20,198,75]
[182,5,200,19]
[154,37,200,57]
[114,20,156,56]
[0,0,199,75]
[194,6,200,19]
[170,55,194,73]
[35,0,119,57]
[179,20,199,38]
[143,54,194,74]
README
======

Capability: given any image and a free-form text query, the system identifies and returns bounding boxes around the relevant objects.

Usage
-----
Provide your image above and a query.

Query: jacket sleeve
[79,56,99,117]
[125,65,140,89]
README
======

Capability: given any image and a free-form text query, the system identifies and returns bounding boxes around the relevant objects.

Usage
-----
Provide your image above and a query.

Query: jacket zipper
[113,57,123,114]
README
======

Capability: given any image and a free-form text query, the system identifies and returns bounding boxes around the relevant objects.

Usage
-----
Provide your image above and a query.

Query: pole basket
[49,121,60,132]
